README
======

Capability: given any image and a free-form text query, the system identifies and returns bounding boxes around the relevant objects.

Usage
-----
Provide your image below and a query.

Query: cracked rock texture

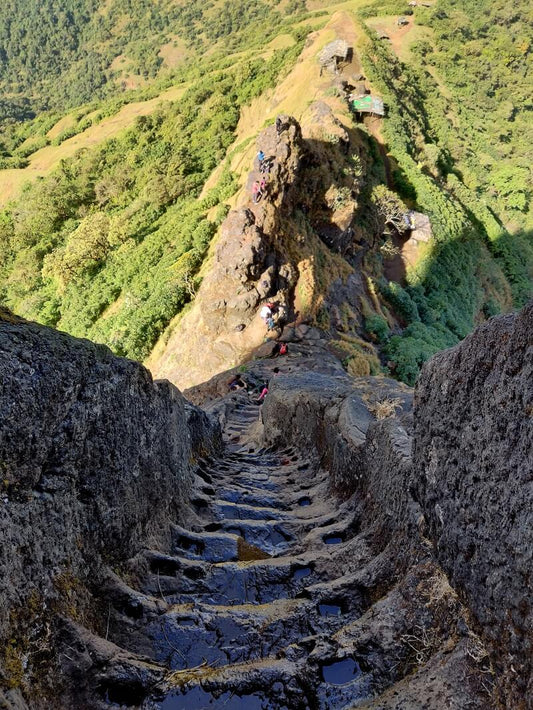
[151,116,306,389]
[414,301,533,709]
[0,313,219,697]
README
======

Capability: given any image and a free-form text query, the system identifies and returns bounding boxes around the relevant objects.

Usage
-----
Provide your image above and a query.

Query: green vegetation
[416,0,533,229]
[0,17,305,360]
[0,0,291,108]
[358,0,533,384]
[0,0,309,149]
[364,314,389,342]
[0,0,531,386]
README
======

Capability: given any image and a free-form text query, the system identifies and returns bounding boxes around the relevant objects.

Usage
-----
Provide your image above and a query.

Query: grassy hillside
[0,5,314,360]
[0,0,531,386]
[355,0,533,382]
[0,0,308,163]
[0,0,307,118]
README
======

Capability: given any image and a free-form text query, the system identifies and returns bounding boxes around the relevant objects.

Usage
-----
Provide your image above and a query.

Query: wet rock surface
[414,302,533,708]
[0,315,219,705]
[61,344,494,710]
[2,315,518,709]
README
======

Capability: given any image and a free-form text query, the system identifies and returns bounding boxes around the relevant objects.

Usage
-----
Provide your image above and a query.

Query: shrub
[365,314,389,342]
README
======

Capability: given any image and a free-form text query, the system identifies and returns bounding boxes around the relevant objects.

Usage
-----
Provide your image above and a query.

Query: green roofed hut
[351,94,385,117]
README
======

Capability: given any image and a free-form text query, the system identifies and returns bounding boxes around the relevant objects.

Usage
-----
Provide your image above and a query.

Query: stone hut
[318,39,350,75]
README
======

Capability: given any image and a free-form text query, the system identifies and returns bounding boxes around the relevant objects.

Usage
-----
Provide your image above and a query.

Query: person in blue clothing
[257,150,265,170]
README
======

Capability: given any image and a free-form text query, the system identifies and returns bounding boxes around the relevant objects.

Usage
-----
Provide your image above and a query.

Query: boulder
[414,301,533,708]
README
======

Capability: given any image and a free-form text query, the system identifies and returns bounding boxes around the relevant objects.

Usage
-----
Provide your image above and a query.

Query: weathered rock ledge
[414,300,533,709]
[0,314,219,702]
[253,354,493,708]
[1,302,531,709]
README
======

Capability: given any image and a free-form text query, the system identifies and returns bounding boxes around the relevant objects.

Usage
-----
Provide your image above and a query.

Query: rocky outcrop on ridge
[151,109,384,390]
[414,301,533,709]
[152,116,307,389]
[0,313,219,704]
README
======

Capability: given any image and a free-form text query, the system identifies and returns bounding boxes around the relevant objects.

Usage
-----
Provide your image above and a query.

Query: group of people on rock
[227,361,285,405]
[252,175,268,204]
[251,150,274,203]
[230,118,292,406]
[250,116,289,206]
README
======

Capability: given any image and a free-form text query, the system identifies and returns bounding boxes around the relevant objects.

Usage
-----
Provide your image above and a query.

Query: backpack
[279,343,287,355]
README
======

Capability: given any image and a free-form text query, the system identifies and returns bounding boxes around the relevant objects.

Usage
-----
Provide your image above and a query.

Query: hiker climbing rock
[270,341,288,358]
[276,303,288,328]
[257,150,265,170]
[260,303,272,323]
[228,374,247,391]
[256,382,269,404]
[252,180,261,204]
[260,156,273,174]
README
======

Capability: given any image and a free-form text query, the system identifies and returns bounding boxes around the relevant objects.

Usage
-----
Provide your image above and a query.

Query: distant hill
[0,0,307,121]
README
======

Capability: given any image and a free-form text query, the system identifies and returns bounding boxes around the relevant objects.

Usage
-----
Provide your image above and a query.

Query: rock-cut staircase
[99,387,374,710]
[90,346,491,710]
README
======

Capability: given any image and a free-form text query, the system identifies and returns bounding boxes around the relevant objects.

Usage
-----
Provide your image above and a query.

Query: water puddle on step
[204,523,222,532]
[104,682,145,706]
[323,534,344,545]
[318,604,342,617]
[321,658,361,685]
[298,497,311,507]
[293,566,312,581]
[160,687,269,709]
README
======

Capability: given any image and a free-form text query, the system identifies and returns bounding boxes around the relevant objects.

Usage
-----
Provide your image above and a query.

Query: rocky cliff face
[1,300,531,709]
[152,116,308,388]
[151,108,384,390]
[414,301,533,709]
[0,311,219,703]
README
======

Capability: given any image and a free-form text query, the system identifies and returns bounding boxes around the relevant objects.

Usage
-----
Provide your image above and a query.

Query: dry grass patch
[159,36,189,68]
[362,394,403,419]
[0,85,188,205]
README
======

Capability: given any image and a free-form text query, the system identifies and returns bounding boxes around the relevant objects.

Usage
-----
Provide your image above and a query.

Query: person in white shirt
[260,305,272,322]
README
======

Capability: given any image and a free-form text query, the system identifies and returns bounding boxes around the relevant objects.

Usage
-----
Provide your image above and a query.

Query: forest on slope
[0,0,531,384]
[0,0,306,122]
[0,2,309,360]
[356,0,533,381]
